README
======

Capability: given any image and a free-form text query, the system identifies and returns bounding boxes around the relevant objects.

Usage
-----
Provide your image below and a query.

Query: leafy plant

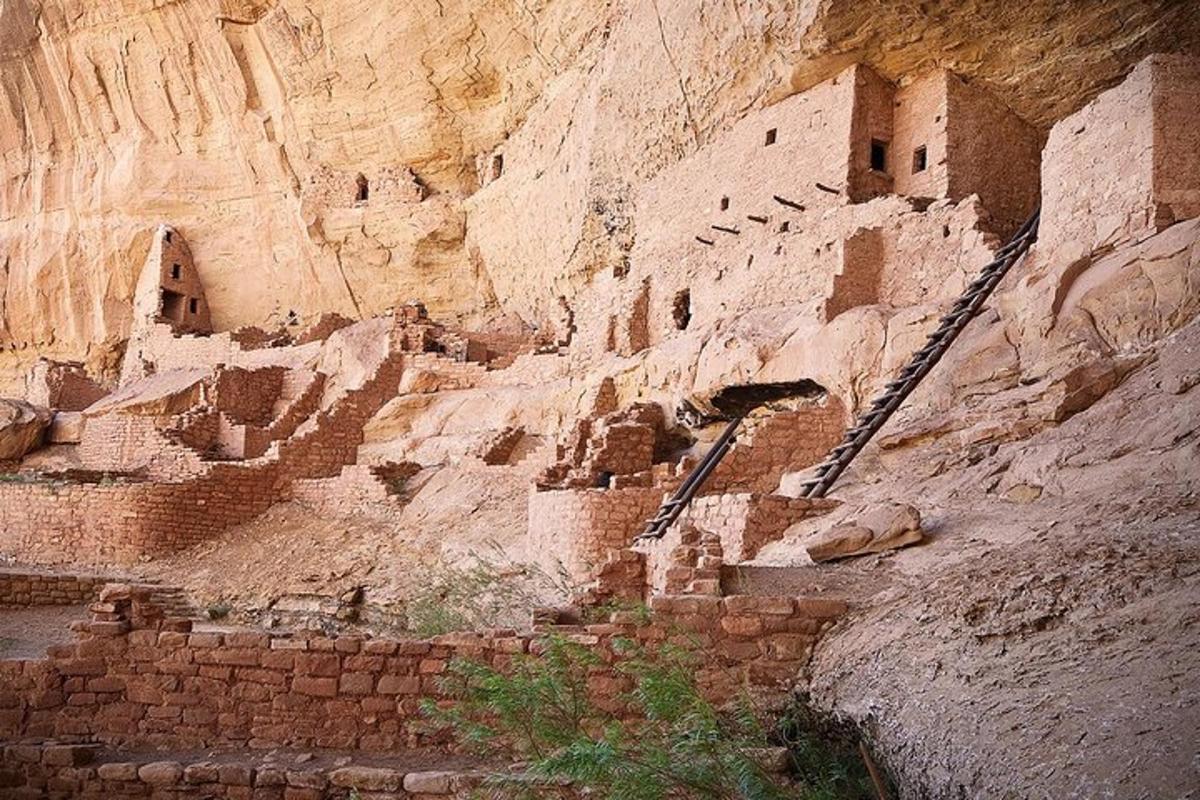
[580,598,652,625]
[423,634,802,800]
[405,541,572,637]
[775,699,880,800]
[206,601,232,620]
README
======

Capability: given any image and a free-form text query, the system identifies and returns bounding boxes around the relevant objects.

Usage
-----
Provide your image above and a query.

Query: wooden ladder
[636,208,1040,539]
[798,208,1040,498]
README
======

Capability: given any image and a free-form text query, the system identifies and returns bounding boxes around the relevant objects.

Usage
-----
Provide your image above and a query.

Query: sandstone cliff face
[1,0,1194,391]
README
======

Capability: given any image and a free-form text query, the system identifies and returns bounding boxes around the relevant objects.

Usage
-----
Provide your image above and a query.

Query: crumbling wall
[527,486,666,582]
[0,585,847,752]
[0,570,110,606]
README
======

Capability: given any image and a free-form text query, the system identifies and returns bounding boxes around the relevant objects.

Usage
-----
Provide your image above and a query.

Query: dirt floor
[0,605,89,660]
[145,458,556,617]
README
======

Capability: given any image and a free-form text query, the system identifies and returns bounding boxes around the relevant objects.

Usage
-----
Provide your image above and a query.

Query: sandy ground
[0,605,88,660]
[145,458,552,615]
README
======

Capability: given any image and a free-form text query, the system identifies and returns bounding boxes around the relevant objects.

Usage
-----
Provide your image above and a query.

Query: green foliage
[580,598,652,626]
[405,542,571,637]
[206,601,232,620]
[775,700,879,800]
[423,634,802,800]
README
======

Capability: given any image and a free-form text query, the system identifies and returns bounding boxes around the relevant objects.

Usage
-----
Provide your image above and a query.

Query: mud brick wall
[703,402,847,496]
[527,486,666,582]
[0,571,110,606]
[0,593,847,753]
[0,742,497,800]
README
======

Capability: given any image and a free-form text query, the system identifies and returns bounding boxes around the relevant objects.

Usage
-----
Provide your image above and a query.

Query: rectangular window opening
[160,289,186,322]
[764,128,777,146]
[164,231,172,244]
[870,139,888,173]
[719,196,730,211]
[912,145,928,174]
[491,154,504,181]
[171,263,181,280]
[189,298,199,315]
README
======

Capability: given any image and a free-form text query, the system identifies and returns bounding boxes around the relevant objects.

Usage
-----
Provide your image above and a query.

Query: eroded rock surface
[0,399,51,460]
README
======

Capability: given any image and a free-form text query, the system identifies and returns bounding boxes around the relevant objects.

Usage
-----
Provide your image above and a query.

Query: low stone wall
[0,586,847,753]
[685,493,838,561]
[638,494,838,592]
[0,741,494,800]
[0,570,111,606]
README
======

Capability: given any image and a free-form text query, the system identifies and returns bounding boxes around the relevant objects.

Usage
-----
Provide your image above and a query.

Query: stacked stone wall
[0,742,494,800]
[0,591,846,753]
[0,355,404,566]
[1041,54,1200,260]
[0,571,110,606]
[527,486,666,582]
[703,402,847,496]
[78,414,208,478]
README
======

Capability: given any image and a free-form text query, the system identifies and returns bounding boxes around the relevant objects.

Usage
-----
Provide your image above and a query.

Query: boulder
[0,399,52,460]
[803,503,924,562]
[47,411,86,444]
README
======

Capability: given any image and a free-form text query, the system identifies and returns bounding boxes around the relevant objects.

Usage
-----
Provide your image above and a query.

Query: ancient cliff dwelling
[0,2,1197,799]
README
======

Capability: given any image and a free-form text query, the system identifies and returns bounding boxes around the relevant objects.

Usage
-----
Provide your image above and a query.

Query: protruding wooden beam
[772,195,805,211]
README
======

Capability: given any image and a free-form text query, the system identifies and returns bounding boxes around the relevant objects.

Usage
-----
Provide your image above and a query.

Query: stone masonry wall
[527,486,666,583]
[703,401,847,496]
[1040,54,1200,261]
[0,742,495,800]
[0,571,110,606]
[0,355,405,566]
[0,588,848,754]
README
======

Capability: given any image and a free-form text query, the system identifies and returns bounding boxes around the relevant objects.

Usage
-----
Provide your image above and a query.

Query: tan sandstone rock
[0,398,52,460]
[802,503,924,562]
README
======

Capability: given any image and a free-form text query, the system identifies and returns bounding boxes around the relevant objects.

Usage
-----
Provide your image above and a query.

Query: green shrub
[423,634,803,800]
[405,542,570,637]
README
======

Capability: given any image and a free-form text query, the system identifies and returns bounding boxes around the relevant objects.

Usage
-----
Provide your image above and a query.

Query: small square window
[719,196,730,211]
[764,128,777,146]
[778,221,790,233]
[188,298,198,314]
[870,139,888,172]
[912,146,928,174]
[171,264,181,280]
